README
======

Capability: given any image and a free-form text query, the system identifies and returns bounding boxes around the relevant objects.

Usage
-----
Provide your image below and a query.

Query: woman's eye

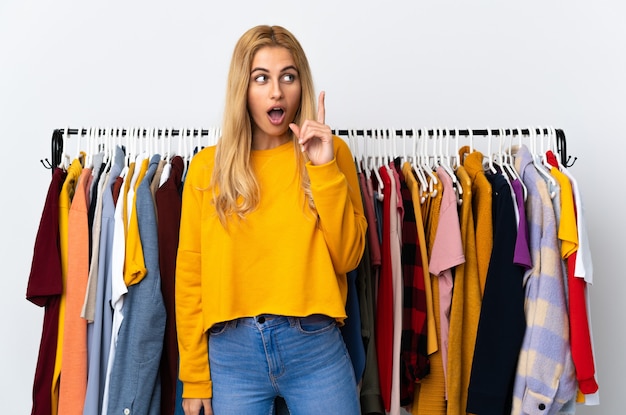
[254,75,267,82]
[282,74,295,82]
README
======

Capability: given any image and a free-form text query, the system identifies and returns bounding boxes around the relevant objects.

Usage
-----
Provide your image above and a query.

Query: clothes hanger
[529,126,557,198]
[494,127,515,183]
[349,129,362,175]
[124,127,134,167]
[459,127,473,164]
[420,128,438,197]
[385,128,394,167]
[158,127,174,188]
[102,127,112,172]
[485,127,497,174]
[450,128,461,170]
[376,128,386,168]
[399,128,416,180]
[353,129,369,178]
[160,128,167,163]
[95,126,104,166]
[196,127,203,155]
[411,128,429,200]
[186,127,195,170]
[547,125,565,170]
[153,127,160,158]
[511,127,528,201]
[362,130,370,173]
[442,128,462,205]
[500,128,523,196]
[57,126,71,170]
[495,128,510,176]
[367,129,384,199]
[437,128,459,186]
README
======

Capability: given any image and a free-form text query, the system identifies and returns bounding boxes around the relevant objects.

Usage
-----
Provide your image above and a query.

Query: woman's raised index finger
[317,91,326,124]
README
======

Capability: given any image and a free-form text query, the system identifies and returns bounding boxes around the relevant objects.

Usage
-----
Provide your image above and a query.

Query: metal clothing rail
[43,127,576,174]
[331,127,575,168]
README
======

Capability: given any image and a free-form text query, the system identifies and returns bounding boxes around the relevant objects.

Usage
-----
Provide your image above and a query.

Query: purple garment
[511,178,532,270]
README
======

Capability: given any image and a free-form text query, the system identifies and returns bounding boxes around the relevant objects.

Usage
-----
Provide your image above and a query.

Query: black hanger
[556,129,577,167]
[41,129,65,175]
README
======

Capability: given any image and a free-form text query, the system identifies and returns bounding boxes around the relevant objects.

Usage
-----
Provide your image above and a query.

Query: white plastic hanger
[124,127,134,167]
[380,128,386,167]
[354,129,368,177]
[102,127,112,172]
[58,126,72,169]
[360,129,371,181]
[459,127,473,164]
[385,128,394,167]
[437,128,459,186]
[368,129,384,198]
[450,128,461,170]
[508,127,528,201]
[76,127,85,166]
[399,128,408,165]
[411,128,429,200]
[443,128,463,205]
[529,126,557,198]
[158,128,174,188]
[485,127,497,174]
[547,125,565,170]
[420,128,438,197]
[349,129,362,175]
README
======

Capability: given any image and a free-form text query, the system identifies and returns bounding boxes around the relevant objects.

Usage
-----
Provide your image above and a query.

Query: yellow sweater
[175,137,367,398]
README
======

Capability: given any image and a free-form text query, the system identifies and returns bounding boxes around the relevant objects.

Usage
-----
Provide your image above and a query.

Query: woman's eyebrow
[250,65,298,74]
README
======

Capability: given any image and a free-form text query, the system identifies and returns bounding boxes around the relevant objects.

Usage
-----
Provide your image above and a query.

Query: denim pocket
[209,321,230,336]
[296,314,336,334]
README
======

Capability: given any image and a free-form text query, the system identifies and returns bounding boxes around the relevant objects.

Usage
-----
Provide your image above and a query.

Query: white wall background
[1,1,623,413]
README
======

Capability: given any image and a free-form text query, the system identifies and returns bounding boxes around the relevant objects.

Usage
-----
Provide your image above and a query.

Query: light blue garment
[209,314,360,414]
[511,145,577,415]
[83,146,124,415]
[107,154,166,415]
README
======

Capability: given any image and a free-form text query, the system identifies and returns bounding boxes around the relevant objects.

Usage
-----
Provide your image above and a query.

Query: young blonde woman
[175,25,368,415]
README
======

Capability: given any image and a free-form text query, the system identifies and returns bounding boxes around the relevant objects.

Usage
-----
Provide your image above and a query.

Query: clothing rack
[43,127,576,175]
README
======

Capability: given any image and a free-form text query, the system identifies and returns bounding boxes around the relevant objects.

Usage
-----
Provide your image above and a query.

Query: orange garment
[58,168,92,414]
[412,178,447,415]
[420,174,439,355]
[446,166,482,415]
[52,157,83,415]
[459,146,492,296]
[124,157,149,286]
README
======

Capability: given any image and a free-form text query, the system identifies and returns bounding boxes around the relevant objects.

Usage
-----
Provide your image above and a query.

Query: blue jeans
[208,314,361,415]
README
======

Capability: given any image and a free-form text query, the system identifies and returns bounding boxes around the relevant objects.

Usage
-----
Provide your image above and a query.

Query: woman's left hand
[290,91,334,166]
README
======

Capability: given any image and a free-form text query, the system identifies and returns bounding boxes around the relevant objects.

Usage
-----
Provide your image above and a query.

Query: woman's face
[247,46,302,144]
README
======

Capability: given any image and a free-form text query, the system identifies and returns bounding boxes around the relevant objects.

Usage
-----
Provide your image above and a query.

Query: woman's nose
[270,80,283,99]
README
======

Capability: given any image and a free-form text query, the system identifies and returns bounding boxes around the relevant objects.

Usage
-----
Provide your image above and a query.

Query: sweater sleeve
[306,137,368,275]
[175,151,213,399]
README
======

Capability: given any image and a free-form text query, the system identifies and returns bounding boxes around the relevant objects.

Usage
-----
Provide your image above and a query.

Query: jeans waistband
[231,314,332,328]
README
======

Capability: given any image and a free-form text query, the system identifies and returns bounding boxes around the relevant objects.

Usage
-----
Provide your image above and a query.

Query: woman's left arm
[290,92,367,273]
[306,138,368,274]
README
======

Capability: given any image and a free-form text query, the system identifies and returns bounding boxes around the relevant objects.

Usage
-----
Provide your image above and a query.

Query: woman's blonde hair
[211,25,317,226]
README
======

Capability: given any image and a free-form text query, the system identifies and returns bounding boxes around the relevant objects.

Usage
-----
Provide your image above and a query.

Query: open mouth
[267,107,285,125]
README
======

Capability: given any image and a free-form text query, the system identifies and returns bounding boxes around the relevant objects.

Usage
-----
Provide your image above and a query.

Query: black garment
[466,172,526,415]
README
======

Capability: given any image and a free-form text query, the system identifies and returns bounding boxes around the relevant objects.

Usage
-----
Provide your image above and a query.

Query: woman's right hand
[182,398,213,415]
